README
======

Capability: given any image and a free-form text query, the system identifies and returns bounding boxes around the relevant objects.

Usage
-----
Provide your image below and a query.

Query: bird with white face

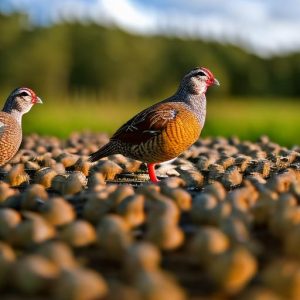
[90,67,219,183]
[0,87,42,166]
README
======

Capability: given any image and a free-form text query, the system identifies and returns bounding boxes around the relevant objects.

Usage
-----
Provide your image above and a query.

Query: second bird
[90,67,219,182]
[0,87,42,166]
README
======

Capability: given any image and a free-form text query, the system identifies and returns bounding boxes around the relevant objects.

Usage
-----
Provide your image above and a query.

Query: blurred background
[0,0,299,145]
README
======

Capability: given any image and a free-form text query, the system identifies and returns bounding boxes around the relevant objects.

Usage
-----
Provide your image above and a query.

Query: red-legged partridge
[90,67,219,182]
[0,87,42,166]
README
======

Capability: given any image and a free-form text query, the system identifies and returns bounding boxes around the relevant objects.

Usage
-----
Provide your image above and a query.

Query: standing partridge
[0,87,42,166]
[90,67,219,182]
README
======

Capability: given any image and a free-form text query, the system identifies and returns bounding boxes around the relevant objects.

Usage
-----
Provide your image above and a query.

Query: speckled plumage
[90,67,219,182]
[0,87,42,166]
[0,112,22,166]
[101,102,202,163]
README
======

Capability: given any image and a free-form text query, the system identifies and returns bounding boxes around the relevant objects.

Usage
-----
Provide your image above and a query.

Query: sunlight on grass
[19,96,300,147]
[23,98,146,137]
[204,98,300,146]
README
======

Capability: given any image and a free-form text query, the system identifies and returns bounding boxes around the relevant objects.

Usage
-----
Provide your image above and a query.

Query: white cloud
[1,0,300,56]
[100,0,156,32]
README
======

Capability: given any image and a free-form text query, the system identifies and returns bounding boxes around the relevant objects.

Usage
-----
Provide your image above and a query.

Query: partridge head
[0,87,42,166]
[3,87,43,122]
[179,67,220,96]
[90,67,219,183]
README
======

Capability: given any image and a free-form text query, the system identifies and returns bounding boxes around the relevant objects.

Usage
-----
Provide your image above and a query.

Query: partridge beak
[35,97,43,104]
[213,78,220,86]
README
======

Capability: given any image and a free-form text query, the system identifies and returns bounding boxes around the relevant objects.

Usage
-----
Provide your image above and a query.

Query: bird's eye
[196,71,206,77]
[19,92,30,97]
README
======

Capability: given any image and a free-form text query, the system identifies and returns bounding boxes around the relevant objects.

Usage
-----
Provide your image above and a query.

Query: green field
[19,97,300,147]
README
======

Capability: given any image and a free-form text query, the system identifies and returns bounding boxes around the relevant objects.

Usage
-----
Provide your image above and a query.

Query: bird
[0,87,42,166]
[90,67,219,183]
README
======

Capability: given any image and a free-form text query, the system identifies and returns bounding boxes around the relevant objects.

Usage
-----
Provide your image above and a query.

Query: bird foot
[147,163,160,183]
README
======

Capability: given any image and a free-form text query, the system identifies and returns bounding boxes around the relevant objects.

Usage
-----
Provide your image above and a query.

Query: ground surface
[0,133,300,300]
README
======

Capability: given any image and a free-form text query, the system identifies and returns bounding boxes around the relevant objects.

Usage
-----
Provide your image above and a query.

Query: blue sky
[1,0,300,57]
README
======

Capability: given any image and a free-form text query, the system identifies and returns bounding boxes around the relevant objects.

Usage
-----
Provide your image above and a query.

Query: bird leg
[147,163,159,183]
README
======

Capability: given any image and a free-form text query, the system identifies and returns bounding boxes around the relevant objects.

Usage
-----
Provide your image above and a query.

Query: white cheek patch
[0,121,6,135]
[24,96,32,102]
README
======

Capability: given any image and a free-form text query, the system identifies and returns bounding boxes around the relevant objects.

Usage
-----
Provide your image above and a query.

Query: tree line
[0,13,300,101]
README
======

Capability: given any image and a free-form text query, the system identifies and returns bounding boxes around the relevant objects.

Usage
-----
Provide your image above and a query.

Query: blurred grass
[205,98,300,147]
[20,97,300,147]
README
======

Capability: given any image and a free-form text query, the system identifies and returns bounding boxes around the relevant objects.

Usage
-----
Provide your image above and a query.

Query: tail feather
[89,142,117,162]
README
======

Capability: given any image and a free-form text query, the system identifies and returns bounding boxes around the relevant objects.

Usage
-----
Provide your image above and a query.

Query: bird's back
[0,112,22,166]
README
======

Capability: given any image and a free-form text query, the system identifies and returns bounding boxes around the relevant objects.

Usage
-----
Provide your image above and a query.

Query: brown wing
[111,103,179,144]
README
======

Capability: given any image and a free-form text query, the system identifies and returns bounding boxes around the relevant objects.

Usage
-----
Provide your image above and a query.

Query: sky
[1,0,300,57]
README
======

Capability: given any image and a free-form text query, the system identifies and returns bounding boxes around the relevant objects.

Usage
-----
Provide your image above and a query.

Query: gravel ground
[0,132,300,300]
